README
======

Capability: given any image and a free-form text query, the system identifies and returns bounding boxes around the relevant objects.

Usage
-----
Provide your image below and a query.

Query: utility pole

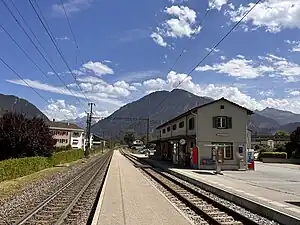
[102,130,104,153]
[85,102,95,158]
[146,117,150,148]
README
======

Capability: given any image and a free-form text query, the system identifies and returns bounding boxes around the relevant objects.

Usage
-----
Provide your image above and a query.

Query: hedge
[0,157,50,182]
[0,149,85,182]
[48,149,84,166]
[261,152,287,159]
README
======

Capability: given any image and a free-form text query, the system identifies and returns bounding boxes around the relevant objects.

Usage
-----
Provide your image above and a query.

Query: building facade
[48,120,85,149]
[152,98,253,170]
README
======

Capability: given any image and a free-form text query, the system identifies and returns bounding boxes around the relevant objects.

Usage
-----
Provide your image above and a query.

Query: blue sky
[1,0,300,120]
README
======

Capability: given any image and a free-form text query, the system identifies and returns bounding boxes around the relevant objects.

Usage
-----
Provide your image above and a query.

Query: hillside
[91,89,300,139]
[257,107,300,125]
[0,93,48,120]
[91,89,213,139]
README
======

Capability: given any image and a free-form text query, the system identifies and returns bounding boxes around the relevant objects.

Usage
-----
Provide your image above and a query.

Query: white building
[152,98,253,170]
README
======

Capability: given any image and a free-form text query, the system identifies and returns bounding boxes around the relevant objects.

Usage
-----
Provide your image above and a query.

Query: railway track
[120,150,263,225]
[9,150,113,225]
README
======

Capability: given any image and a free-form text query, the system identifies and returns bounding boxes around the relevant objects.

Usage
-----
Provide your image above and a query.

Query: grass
[0,166,64,199]
[0,150,106,199]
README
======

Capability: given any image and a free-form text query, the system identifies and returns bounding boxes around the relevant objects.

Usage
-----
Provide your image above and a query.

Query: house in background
[151,98,253,170]
[84,133,107,150]
[48,119,85,149]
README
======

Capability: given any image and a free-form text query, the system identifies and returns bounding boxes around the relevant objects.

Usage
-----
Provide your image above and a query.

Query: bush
[54,145,72,153]
[0,157,50,182]
[48,149,84,166]
[261,152,287,159]
[0,149,85,182]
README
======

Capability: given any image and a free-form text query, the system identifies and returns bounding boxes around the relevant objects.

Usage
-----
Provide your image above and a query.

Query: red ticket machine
[192,146,198,166]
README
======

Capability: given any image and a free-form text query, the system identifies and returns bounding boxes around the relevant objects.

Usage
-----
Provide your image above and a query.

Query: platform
[92,151,192,225]
[137,155,300,225]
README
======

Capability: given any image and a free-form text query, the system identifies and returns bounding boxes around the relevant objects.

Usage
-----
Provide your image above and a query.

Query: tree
[285,127,300,158]
[124,132,135,147]
[275,130,289,137]
[0,112,56,160]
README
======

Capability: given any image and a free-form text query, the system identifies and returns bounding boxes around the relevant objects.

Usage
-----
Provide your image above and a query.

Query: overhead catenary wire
[0,24,48,79]
[8,0,58,70]
[0,56,70,121]
[28,0,91,103]
[0,0,88,110]
[162,0,218,86]
[60,0,84,66]
[150,0,262,117]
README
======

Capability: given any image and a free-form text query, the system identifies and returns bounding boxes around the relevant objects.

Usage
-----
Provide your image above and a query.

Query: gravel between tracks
[126,152,280,225]
[0,154,103,224]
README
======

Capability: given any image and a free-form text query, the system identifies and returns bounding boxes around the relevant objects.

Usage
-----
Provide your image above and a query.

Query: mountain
[61,116,98,129]
[257,107,300,125]
[0,93,48,120]
[91,89,213,139]
[91,89,300,139]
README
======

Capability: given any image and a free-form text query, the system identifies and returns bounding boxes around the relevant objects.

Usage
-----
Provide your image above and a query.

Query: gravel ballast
[0,154,103,224]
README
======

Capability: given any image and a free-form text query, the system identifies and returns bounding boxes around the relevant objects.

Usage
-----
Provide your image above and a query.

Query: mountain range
[1,91,299,139]
[0,93,48,120]
[89,89,300,139]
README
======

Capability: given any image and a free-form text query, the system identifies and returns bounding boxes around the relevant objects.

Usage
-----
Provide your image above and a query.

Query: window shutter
[212,117,217,128]
[227,117,232,129]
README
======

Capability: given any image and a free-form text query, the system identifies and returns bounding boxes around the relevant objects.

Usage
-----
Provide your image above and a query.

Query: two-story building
[48,119,85,149]
[151,97,253,170]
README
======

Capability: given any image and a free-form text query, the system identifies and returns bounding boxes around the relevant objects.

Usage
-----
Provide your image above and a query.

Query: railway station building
[151,98,253,170]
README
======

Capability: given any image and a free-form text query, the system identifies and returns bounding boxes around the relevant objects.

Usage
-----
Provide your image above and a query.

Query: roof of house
[156,97,253,130]
[47,120,84,131]
[93,133,105,141]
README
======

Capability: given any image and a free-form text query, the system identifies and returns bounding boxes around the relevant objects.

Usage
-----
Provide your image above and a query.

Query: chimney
[53,119,55,122]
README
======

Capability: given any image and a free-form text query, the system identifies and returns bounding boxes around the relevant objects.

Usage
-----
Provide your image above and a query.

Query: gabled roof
[156,97,253,130]
[48,121,84,131]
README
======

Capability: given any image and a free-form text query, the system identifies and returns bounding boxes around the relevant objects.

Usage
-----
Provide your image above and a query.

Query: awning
[149,135,196,144]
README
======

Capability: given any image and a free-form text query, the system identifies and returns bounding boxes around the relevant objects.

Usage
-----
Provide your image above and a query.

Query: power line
[60,0,84,66]
[0,0,88,110]
[28,0,91,103]
[0,56,69,120]
[0,24,48,79]
[150,0,262,117]
[163,0,218,86]
[8,0,57,70]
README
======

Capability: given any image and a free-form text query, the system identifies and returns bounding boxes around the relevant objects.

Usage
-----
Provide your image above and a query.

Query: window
[211,142,233,160]
[167,126,171,132]
[172,124,177,130]
[220,105,224,109]
[212,116,232,129]
[179,121,184,128]
[188,117,195,130]
[162,129,166,134]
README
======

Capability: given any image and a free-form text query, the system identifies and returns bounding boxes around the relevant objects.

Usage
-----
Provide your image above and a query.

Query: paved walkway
[94,151,191,225]
[140,156,300,220]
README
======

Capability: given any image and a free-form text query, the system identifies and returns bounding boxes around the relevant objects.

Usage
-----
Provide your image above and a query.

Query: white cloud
[196,56,274,79]
[43,99,110,121]
[285,40,300,52]
[151,5,201,46]
[55,36,70,41]
[141,71,300,114]
[52,0,94,16]
[150,32,167,47]
[227,0,300,33]
[209,0,228,11]
[289,90,300,96]
[205,47,220,53]
[6,79,124,106]
[259,90,274,97]
[197,53,300,82]
[83,61,114,76]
